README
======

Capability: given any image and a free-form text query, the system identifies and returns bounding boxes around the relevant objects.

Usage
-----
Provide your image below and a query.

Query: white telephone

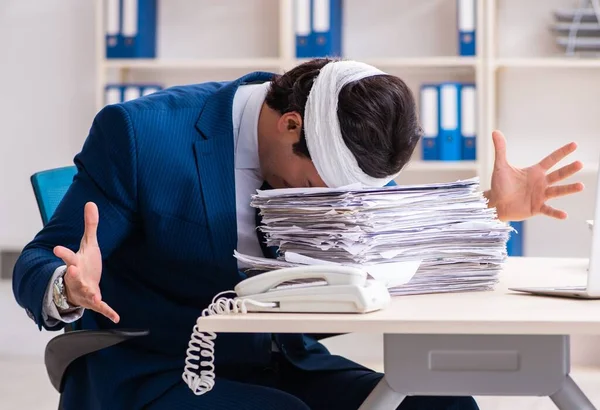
[235,264,390,313]
[182,265,391,395]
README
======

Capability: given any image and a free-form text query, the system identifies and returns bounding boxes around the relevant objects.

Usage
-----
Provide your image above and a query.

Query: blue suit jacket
[13,72,366,410]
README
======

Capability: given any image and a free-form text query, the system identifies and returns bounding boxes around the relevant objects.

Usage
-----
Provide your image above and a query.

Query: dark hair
[265,58,423,178]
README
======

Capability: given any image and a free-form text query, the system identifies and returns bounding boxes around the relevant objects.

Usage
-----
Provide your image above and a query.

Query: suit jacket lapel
[193,71,275,269]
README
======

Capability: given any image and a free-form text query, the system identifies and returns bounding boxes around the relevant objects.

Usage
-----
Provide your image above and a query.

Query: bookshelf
[93,0,597,259]
[485,0,600,260]
[94,0,486,181]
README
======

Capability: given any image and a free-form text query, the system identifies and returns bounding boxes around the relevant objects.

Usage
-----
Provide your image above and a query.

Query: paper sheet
[283,251,421,288]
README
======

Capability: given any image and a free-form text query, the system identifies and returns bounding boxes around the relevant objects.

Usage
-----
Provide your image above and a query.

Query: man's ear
[278,112,303,140]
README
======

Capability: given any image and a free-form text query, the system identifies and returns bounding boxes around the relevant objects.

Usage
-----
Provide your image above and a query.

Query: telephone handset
[235,265,390,313]
[182,264,391,396]
[236,264,367,295]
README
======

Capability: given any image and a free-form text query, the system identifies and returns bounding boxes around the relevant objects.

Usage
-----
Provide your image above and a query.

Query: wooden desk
[196,257,600,409]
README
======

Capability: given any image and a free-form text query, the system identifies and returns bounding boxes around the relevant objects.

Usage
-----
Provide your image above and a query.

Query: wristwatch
[52,272,75,311]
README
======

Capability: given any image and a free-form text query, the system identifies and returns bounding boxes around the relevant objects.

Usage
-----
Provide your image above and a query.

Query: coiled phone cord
[182,291,277,395]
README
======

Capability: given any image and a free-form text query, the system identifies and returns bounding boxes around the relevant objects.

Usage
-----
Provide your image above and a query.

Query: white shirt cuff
[42,265,85,327]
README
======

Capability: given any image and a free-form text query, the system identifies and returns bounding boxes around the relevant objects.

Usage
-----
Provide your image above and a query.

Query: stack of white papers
[235,177,513,296]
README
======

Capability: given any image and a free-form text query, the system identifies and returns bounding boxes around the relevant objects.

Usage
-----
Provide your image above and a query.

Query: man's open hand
[53,202,120,323]
[487,130,584,222]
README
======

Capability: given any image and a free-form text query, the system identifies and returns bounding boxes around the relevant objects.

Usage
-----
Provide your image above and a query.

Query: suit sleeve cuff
[42,265,85,327]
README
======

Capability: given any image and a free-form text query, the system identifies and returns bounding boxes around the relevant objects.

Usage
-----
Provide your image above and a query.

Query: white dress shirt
[231,82,271,266]
[42,81,270,326]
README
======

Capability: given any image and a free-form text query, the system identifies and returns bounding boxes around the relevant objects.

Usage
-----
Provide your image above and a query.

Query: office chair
[30,166,149,409]
[30,166,78,225]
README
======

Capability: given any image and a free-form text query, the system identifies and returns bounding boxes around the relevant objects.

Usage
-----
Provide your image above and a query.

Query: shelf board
[103,58,284,70]
[103,56,479,70]
[360,56,479,68]
[404,161,598,174]
[495,57,600,69]
[404,160,479,172]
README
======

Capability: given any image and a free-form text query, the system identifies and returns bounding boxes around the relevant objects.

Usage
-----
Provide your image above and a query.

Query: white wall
[0,0,97,249]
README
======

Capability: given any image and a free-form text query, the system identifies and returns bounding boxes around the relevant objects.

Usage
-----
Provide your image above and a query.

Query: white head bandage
[304,60,401,188]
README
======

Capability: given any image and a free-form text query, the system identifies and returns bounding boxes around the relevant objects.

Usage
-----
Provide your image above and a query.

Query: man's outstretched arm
[13,104,139,331]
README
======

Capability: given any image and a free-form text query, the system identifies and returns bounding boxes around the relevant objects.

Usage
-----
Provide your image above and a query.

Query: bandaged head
[304,60,403,188]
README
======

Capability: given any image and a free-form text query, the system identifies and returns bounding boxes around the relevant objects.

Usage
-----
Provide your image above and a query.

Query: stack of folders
[551,6,600,54]
[293,0,476,58]
[235,177,513,296]
[420,82,476,162]
[105,0,158,59]
[294,0,343,58]
[105,84,163,106]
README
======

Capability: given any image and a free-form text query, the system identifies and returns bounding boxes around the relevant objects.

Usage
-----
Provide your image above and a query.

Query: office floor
[1,280,598,410]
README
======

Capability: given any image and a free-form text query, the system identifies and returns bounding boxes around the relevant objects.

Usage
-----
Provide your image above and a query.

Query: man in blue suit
[14,58,583,410]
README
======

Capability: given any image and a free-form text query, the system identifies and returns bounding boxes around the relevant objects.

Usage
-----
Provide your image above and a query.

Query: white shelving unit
[485,0,600,260]
[93,0,598,259]
[94,0,486,184]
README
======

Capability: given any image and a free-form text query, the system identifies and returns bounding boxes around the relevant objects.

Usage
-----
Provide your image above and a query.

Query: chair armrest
[44,329,149,393]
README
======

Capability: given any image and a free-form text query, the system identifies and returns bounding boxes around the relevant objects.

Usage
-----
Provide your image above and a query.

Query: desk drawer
[383,334,569,396]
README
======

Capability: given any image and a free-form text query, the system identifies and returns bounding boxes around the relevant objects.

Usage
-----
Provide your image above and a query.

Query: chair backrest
[30,166,77,225]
